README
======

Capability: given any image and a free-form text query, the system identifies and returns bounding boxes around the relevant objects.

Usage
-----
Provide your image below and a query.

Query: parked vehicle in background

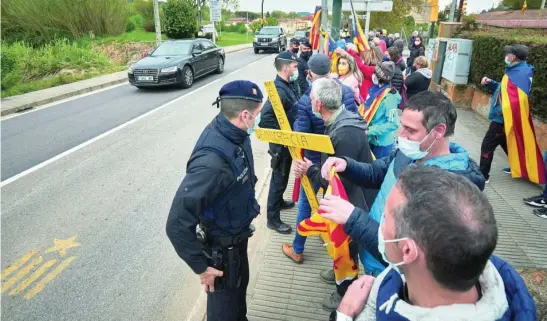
[253,26,287,54]
[128,39,225,89]
[293,30,309,42]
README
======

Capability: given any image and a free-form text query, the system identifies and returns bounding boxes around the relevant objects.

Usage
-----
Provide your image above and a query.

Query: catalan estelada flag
[310,6,322,51]
[501,63,545,184]
[298,168,359,285]
[320,28,339,73]
[349,0,370,53]
[360,87,391,122]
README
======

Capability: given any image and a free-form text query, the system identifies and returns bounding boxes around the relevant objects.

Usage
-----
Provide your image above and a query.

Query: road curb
[0,44,253,118]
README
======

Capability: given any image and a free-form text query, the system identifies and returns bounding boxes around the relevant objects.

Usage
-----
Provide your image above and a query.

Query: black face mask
[292,47,299,54]
[300,51,312,60]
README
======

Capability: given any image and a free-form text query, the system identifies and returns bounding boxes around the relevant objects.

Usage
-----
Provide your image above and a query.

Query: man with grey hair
[285,78,373,311]
[331,166,536,321]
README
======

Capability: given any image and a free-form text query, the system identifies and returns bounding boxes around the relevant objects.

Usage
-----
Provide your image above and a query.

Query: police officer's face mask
[243,110,260,135]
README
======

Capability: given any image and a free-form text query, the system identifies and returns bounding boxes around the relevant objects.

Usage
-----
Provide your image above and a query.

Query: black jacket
[165,114,257,275]
[259,75,299,130]
[407,45,425,68]
[391,58,406,93]
[306,109,374,210]
[405,68,432,99]
[296,56,310,97]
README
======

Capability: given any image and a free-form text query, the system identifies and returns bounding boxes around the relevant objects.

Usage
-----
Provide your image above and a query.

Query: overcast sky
[238,0,502,14]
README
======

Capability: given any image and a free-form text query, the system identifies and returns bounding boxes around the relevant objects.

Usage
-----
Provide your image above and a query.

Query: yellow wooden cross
[255,81,335,213]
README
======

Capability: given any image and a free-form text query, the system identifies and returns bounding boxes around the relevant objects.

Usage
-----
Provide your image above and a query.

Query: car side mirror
[192,48,202,56]
[146,49,154,56]
[255,31,259,35]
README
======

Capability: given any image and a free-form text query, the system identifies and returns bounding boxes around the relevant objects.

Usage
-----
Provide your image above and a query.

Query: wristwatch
[329,310,353,321]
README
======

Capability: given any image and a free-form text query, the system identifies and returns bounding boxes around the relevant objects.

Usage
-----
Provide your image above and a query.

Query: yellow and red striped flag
[349,0,370,53]
[501,65,545,184]
[521,0,527,14]
[310,6,322,51]
[298,168,359,285]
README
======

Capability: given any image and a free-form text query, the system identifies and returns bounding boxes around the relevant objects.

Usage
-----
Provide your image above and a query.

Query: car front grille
[257,37,272,43]
[133,68,159,82]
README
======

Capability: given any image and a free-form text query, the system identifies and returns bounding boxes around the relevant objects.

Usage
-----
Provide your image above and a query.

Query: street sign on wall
[210,0,221,22]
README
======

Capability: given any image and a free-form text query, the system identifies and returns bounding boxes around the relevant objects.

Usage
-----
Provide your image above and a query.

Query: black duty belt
[210,225,255,248]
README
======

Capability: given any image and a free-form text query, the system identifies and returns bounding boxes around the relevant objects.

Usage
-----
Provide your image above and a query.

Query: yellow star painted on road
[45,236,81,257]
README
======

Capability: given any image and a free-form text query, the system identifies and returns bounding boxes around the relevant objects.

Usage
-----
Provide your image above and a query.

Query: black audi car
[128,39,225,89]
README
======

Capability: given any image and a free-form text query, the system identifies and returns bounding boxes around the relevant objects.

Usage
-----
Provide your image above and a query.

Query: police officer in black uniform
[166,80,263,321]
[259,51,299,234]
[296,39,313,96]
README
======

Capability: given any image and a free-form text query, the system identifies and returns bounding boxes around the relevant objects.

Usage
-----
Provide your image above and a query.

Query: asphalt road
[1,50,275,321]
[1,49,269,181]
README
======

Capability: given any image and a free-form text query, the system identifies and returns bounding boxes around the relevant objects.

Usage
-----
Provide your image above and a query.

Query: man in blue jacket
[333,166,536,321]
[291,53,359,263]
[479,44,532,183]
[318,91,485,278]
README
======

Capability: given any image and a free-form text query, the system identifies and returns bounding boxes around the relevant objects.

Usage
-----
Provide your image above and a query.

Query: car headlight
[271,38,279,43]
[128,64,135,74]
[254,37,258,42]
[161,66,178,73]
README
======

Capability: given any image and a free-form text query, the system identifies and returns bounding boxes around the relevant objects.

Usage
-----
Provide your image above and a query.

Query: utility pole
[320,0,328,53]
[449,0,458,22]
[153,0,162,47]
[332,0,342,40]
[456,0,464,22]
[364,0,371,35]
[540,0,546,19]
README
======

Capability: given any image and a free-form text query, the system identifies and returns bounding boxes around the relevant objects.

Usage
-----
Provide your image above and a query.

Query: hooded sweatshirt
[405,68,432,99]
[306,108,374,210]
[354,256,537,321]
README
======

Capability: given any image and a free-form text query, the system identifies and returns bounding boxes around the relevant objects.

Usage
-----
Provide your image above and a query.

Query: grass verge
[1,30,250,98]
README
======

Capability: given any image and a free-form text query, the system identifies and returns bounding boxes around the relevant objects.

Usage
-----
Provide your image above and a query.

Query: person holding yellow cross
[285,78,374,311]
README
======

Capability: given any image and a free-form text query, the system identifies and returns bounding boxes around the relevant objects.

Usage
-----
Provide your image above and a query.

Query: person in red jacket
[336,44,383,104]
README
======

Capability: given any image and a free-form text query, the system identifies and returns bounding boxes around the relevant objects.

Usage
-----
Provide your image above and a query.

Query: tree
[266,11,271,18]
[235,11,260,20]
[437,4,451,22]
[164,0,197,39]
[369,0,423,34]
[502,0,543,9]
[249,20,262,33]
[265,16,278,26]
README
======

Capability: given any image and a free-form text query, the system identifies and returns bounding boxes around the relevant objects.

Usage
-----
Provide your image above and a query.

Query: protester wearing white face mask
[331,166,536,321]
[317,91,485,280]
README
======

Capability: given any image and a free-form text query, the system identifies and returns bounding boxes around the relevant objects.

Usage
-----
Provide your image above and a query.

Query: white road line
[0,54,272,188]
[1,49,254,121]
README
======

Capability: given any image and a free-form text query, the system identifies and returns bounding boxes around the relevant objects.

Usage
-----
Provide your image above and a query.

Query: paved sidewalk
[0,43,252,117]
[246,107,547,321]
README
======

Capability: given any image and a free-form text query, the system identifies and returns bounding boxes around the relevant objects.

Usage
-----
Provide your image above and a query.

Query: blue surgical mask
[290,70,299,82]
[245,111,261,135]
[505,56,512,66]
[397,131,436,160]
[312,102,322,119]
[377,215,415,275]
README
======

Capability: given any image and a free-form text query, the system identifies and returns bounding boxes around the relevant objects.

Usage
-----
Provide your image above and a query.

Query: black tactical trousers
[266,144,292,223]
[480,121,508,180]
[206,240,249,321]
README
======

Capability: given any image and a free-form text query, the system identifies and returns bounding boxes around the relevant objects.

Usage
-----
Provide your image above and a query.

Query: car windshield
[294,31,306,37]
[151,43,191,56]
[259,28,280,35]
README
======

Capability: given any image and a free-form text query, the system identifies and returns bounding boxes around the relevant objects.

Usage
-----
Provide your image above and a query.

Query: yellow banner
[255,128,334,154]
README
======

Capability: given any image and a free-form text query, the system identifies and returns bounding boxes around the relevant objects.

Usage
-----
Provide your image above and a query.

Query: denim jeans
[292,183,320,254]
[371,144,394,159]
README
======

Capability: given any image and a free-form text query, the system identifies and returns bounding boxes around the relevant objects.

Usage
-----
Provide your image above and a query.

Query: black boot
[267,220,292,234]
[280,200,295,210]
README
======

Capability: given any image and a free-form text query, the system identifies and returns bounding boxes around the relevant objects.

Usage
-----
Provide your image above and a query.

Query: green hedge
[463,30,547,120]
